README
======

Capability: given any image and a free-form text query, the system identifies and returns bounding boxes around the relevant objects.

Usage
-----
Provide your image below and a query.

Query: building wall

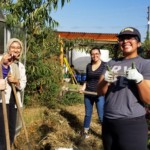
[70,49,111,73]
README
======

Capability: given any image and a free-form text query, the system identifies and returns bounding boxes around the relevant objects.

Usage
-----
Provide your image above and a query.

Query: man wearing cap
[97,27,150,150]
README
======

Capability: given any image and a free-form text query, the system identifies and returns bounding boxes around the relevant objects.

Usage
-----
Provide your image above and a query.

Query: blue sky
[51,0,150,42]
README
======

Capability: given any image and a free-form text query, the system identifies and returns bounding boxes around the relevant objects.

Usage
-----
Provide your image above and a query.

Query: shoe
[80,131,89,139]
[83,132,89,139]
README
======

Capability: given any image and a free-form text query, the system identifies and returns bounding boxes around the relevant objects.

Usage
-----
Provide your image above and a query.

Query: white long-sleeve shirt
[0,62,27,107]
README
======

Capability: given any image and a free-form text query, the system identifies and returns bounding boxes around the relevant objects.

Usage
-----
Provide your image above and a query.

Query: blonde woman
[0,38,27,149]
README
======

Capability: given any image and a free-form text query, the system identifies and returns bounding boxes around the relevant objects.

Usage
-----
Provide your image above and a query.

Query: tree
[0,0,71,107]
[141,39,150,58]
[0,0,70,29]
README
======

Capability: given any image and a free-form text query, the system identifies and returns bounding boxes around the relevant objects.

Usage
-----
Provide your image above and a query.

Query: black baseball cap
[117,27,141,42]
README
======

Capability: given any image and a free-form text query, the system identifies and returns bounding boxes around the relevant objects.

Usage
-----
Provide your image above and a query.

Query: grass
[23,107,46,126]
[13,83,150,150]
[13,103,103,150]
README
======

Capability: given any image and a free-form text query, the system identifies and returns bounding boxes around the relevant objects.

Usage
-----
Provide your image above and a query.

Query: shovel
[65,88,97,96]
[1,90,11,150]
[11,83,31,150]
[0,65,11,150]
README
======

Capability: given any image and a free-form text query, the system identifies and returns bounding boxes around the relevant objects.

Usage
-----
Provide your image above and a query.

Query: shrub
[24,29,63,108]
[60,92,83,106]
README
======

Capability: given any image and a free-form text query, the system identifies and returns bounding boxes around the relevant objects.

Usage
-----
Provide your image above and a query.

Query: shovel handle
[67,89,97,96]
[11,84,31,150]
[132,62,136,69]
[106,65,111,71]
[0,63,11,150]
[1,90,11,150]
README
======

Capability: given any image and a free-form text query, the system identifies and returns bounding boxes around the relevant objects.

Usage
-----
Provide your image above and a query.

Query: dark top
[2,65,10,79]
[85,61,106,92]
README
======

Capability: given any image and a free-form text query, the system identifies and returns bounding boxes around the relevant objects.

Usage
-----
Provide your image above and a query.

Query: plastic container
[76,74,81,82]
[81,73,86,82]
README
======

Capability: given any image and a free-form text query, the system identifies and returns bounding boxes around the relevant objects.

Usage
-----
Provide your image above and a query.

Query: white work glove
[126,63,143,84]
[0,79,6,90]
[104,65,117,83]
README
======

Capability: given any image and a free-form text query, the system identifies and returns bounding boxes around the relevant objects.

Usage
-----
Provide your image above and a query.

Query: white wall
[71,49,111,72]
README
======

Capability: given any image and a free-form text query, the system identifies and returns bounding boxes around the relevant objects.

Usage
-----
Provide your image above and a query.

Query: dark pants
[0,93,17,150]
[102,116,148,150]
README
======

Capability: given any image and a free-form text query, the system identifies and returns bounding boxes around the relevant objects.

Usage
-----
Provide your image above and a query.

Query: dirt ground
[13,104,103,150]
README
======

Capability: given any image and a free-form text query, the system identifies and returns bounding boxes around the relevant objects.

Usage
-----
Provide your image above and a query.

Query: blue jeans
[83,95,104,128]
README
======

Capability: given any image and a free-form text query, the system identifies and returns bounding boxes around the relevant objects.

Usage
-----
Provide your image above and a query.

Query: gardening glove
[126,62,143,84]
[104,65,117,83]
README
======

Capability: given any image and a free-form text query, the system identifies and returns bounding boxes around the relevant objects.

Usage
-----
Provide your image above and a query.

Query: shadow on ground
[59,108,102,138]
[59,109,103,150]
